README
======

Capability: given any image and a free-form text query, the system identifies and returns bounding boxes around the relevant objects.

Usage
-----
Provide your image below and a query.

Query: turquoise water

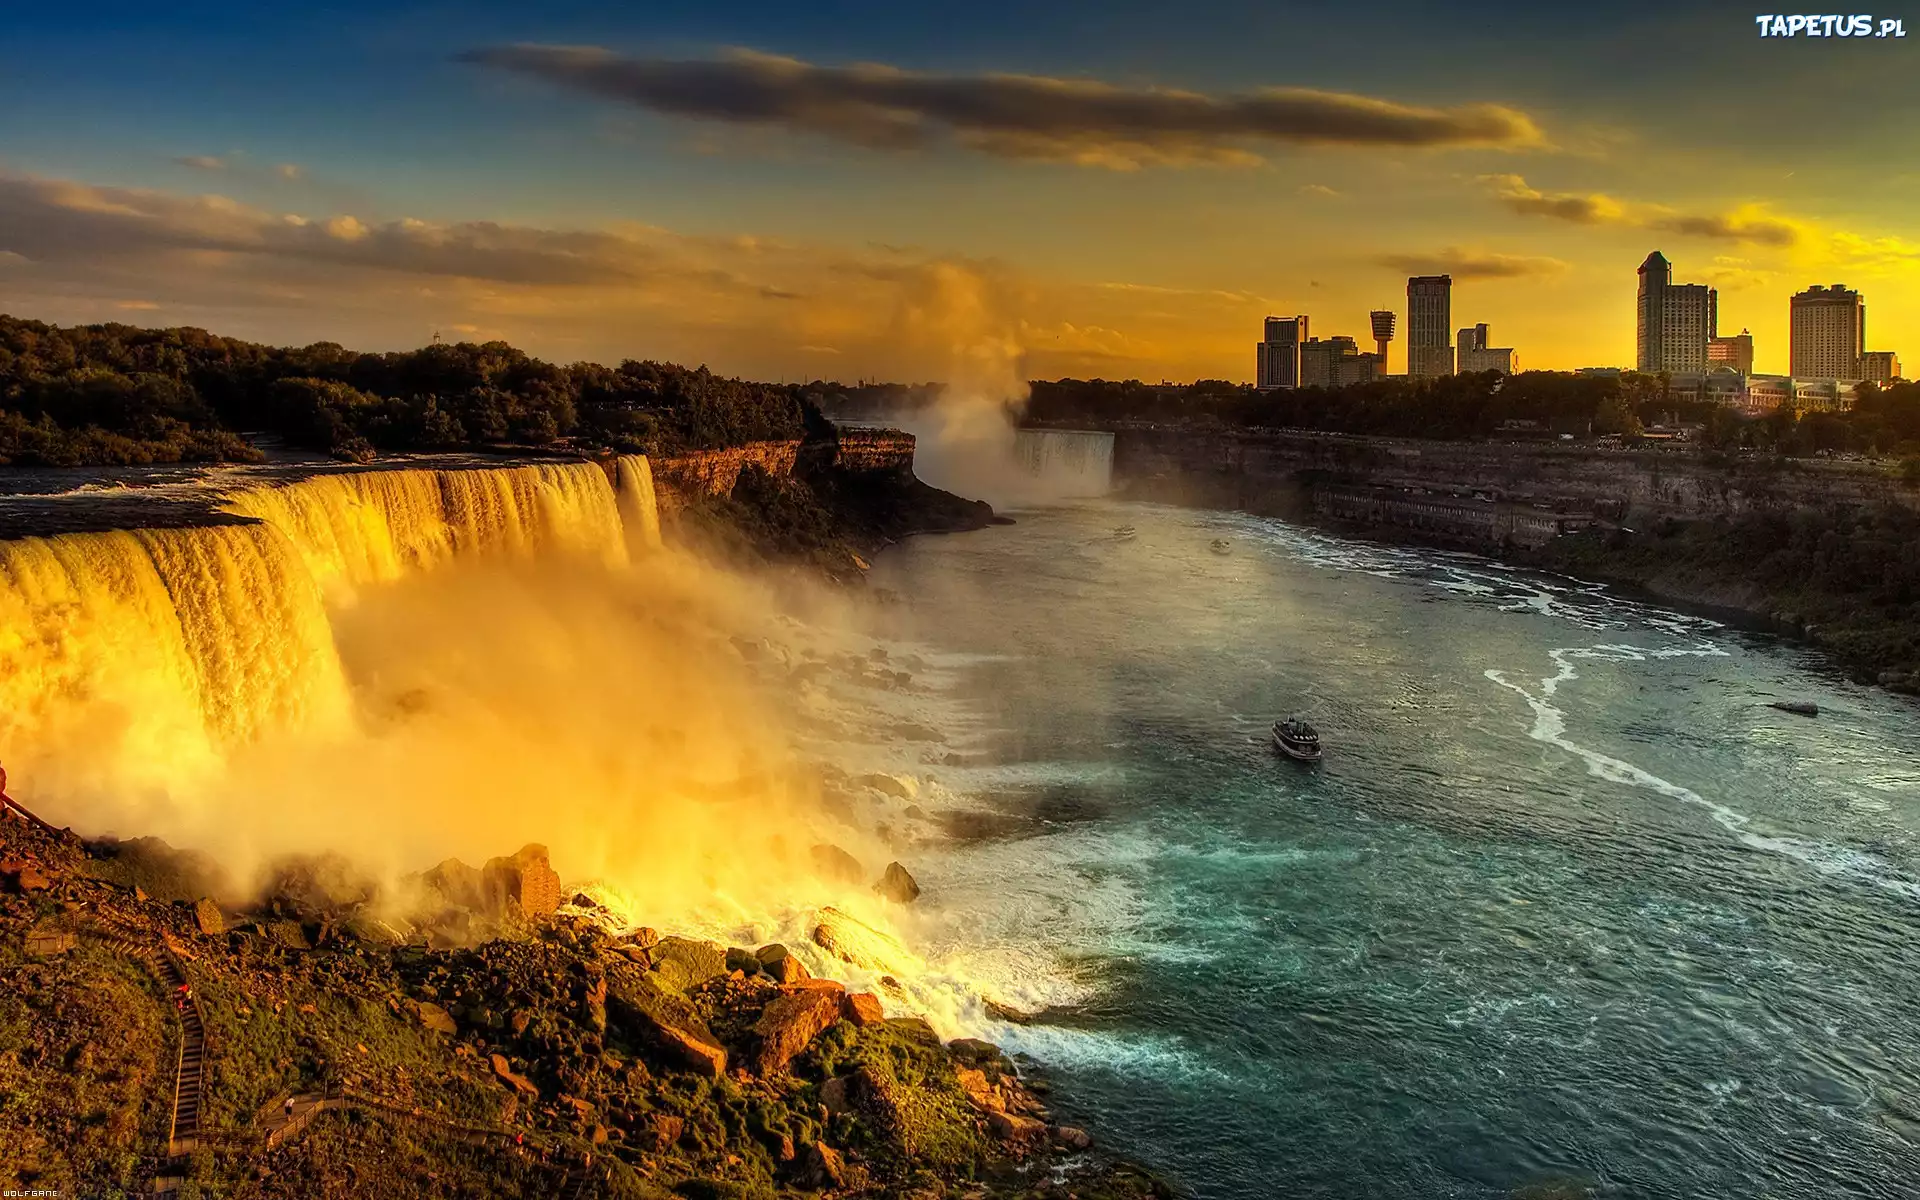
[869,500,1920,1200]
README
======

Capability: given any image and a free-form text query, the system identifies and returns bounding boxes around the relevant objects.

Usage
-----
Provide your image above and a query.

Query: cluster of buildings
[1627,252,1903,411]
[1255,251,1904,413]
[1256,274,1517,390]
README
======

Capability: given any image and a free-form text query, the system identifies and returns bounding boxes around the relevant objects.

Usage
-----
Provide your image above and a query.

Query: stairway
[558,1156,597,1200]
[150,949,207,1156]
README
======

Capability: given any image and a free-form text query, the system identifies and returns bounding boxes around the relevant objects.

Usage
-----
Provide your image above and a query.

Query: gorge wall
[643,429,917,514]
[1110,426,1920,526]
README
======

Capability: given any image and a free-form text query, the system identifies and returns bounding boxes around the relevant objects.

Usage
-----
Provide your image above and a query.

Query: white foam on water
[1486,644,1920,903]
[991,1025,1233,1085]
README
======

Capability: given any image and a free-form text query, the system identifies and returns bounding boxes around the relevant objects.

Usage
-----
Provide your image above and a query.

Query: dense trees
[0,315,811,466]
[1024,371,1920,460]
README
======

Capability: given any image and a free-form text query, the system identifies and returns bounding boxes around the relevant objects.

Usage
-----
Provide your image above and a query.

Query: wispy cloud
[1298,183,1341,197]
[460,45,1548,170]
[1482,174,1801,247]
[0,169,1268,382]
[1375,247,1570,280]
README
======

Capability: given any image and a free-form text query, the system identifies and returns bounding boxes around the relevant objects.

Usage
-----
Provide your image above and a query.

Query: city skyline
[1,1,1916,382]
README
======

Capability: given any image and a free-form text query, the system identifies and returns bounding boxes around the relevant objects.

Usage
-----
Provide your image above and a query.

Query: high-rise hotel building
[1636,251,1716,373]
[1256,315,1308,389]
[1406,275,1453,378]
[1789,284,1864,380]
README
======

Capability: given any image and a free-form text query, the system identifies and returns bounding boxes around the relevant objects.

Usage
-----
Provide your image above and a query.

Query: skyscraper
[1789,284,1865,379]
[1369,310,1397,371]
[1407,276,1452,378]
[1636,251,1716,373]
[1256,315,1308,389]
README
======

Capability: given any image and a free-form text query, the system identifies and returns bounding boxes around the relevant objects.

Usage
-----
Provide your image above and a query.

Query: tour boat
[1112,525,1137,541]
[1210,538,1232,554]
[1272,717,1323,762]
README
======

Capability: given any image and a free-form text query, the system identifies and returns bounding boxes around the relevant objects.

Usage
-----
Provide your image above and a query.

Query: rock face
[489,1053,539,1096]
[756,943,811,985]
[811,906,910,972]
[1,858,51,893]
[193,897,225,935]
[412,1001,458,1035]
[752,985,845,1075]
[483,844,561,918]
[874,861,921,904]
[607,972,728,1078]
[650,937,728,993]
[857,773,918,801]
[843,992,885,1026]
[810,843,865,884]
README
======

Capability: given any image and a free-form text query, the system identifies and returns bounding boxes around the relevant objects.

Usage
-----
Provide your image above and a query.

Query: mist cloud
[460,45,1546,169]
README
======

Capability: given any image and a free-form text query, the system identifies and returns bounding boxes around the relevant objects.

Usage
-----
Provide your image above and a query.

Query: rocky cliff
[1112,426,1918,525]
[1106,425,1920,690]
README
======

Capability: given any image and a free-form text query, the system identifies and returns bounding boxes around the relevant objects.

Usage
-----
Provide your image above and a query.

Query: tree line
[0,315,819,467]
[1024,372,1920,459]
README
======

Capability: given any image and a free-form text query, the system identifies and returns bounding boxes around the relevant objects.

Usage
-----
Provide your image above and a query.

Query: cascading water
[0,459,653,812]
[220,461,629,602]
[614,455,663,551]
[1012,429,1114,497]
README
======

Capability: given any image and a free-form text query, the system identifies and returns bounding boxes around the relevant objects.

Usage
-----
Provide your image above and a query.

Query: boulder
[843,992,885,1027]
[1,859,51,893]
[481,845,562,919]
[798,1140,849,1190]
[857,773,918,801]
[948,1038,1011,1072]
[885,1017,942,1047]
[607,973,728,1078]
[956,1066,1004,1112]
[726,946,763,976]
[628,926,661,950]
[193,897,226,936]
[988,1110,1046,1142]
[413,1002,458,1036]
[809,843,865,884]
[1053,1125,1093,1150]
[489,1054,539,1097]
[811,906,910,972]
[873,861,921,904]
[756,943,811,985]
[651,936,728,990]
[752,986,845,1075]
[644,1113,684,1151]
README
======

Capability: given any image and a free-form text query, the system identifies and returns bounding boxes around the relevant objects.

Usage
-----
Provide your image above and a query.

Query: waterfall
[614,455,663,550]
[1012,429,1115,497]
[221,461,631,602]
[0,458,658,805]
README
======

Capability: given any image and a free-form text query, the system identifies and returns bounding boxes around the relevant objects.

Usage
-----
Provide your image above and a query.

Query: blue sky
[2,0,1914,378]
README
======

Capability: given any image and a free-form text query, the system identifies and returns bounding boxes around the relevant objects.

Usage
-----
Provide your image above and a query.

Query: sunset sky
[3,0,1916,382]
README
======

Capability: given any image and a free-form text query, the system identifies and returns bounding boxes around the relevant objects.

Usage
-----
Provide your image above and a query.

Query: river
[866,498,1920,1200]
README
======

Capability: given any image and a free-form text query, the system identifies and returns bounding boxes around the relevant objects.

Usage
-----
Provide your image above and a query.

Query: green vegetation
[1529,505,1920,686]
[0,937,174,1197]
[1022,372,1920,456]
[0,314,815,466]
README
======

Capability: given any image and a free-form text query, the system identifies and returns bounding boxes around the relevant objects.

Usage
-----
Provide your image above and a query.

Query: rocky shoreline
[0,807,1173,1199]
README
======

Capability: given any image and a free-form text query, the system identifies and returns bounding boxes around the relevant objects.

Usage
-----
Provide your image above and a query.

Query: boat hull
[1272,735,1323,762]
